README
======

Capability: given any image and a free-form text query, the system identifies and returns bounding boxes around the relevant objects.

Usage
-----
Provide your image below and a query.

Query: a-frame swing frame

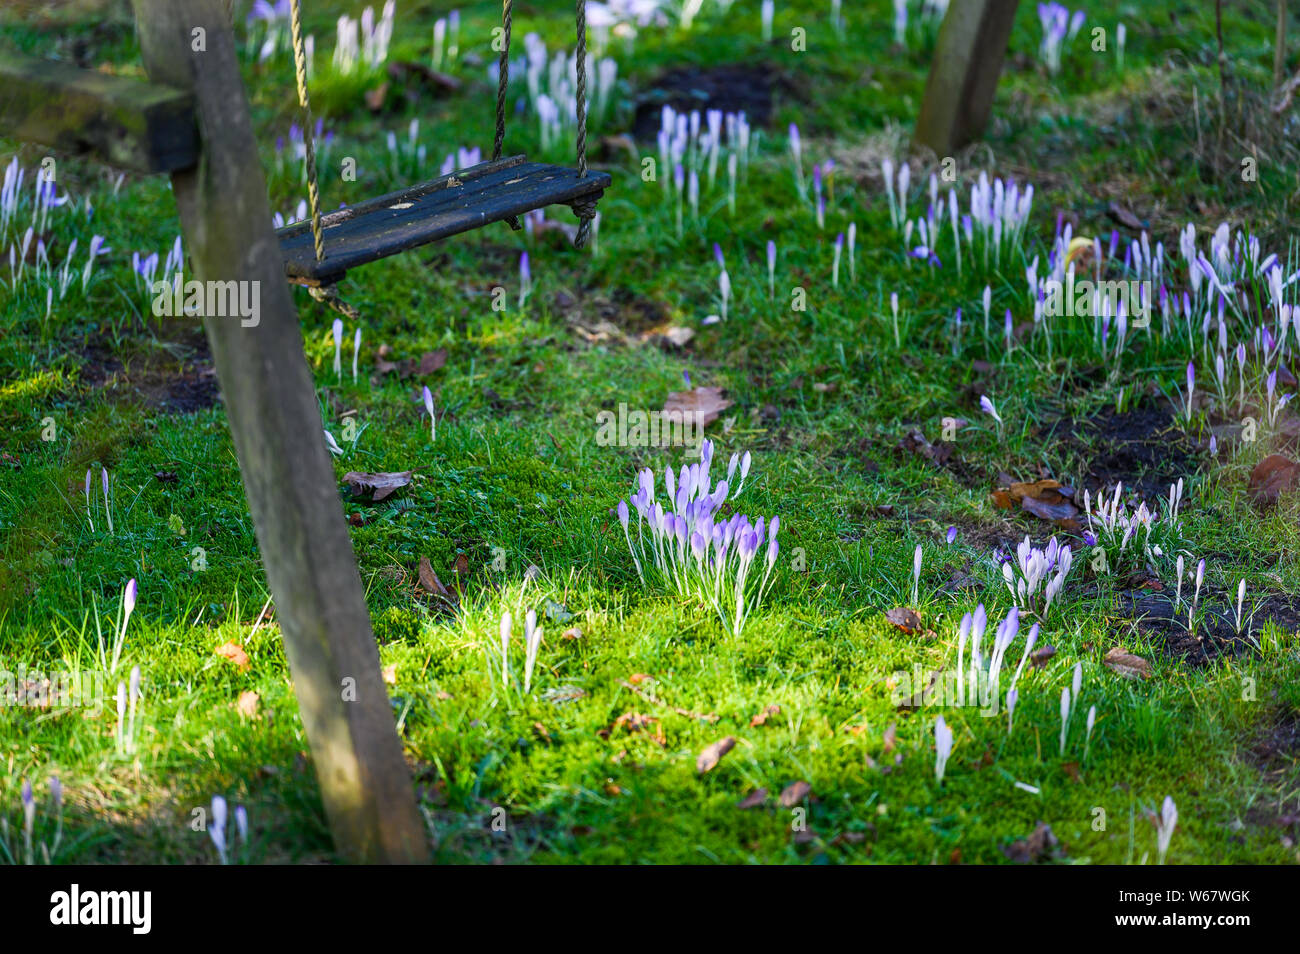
[1,0,427,863]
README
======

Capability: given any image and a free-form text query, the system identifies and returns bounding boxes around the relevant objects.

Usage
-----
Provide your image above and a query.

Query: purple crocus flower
[946,526,958,545]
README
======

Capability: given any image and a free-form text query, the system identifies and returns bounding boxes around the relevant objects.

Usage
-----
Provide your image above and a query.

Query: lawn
[1,0,1298,865]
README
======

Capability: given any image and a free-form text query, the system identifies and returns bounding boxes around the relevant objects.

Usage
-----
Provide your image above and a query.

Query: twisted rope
[573,0,593,248]
[493,0,513,160]
[288,0,325,264]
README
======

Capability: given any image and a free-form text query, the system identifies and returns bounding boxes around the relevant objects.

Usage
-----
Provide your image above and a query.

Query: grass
[0,0,1298,864]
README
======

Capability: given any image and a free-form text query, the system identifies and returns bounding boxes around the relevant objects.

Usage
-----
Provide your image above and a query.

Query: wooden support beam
[131,0,428,864]
[0,52,198,173]
[914,0,1021,157]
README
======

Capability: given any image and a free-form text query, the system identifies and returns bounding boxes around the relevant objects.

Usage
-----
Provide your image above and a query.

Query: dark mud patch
[1246,708,1300,779]
[78,332,219,414]
[1116,588,1300,666]
[1043,401,1199,499]
[551,286,679,347]
[631,63,786,141]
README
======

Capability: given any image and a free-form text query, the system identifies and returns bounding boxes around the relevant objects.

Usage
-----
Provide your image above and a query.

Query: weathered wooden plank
[913,0,1020,157]
[0,52,198,173]
[278,159,611,283]
[132,0,428,864]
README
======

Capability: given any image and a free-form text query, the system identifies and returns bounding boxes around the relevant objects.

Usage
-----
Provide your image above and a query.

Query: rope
[493,0,513,160]
[573,0,593,248]
[288,0,325,264]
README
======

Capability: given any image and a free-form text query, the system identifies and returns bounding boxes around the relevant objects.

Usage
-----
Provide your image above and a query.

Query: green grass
[0,0,1298,864]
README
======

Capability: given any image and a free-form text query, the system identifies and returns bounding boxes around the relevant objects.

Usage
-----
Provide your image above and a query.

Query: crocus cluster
[1083,480,1184,573]
[429,10,461,71]
[245,0,293,64]
[955,603,1039,715]
[333,1,396,75]
[487,33,619,156]
[885,164,1033,285]
[208,795,250,865]
[657,104,752,229]
[617,439,777,634]
[492,609,545,693]
[1037,3,1086,75]
[1001,536,1073,617]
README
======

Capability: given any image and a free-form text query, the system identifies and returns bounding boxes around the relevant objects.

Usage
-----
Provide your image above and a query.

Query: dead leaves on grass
[1248,455,1300,507]
[1102,647,1153,680]
[1001,821,1065,863]
[991,477,1081,530]
[342,470,413,502]
[215,641,250,670]
[662,386,733,429]
[749,704,781,728]
[696,736,736,773]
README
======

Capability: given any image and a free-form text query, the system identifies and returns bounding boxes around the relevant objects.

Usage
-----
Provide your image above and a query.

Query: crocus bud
[123,578,137,620]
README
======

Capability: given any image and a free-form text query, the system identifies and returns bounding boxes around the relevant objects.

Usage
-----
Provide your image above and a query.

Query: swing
[277,0,609,294]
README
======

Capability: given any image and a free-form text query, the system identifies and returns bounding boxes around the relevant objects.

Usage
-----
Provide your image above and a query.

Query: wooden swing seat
[276,155,610,285]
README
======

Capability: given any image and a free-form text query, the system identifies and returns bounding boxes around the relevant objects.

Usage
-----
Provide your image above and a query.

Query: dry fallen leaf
[696,735,737,773]
[737,788,768,809]
[663,386,733,429]
[884,607,925,634]
[342,471,413,502]
[1248,455,1300,507]
[417,556,454,600]
[235,690,260,718]
[215,641,250,670]
[749,704,781,728]
[562,627,583,640]
[612,712,666,747]
[779,780,811,808]
[882,722,897,752]
[991,478,1080,529]
[381,664,398,685]
[1029,645,1057,668]
[1103,646,1153,680]
[1001,821,1062,863]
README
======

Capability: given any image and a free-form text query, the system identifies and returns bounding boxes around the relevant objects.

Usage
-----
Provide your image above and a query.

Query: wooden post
[914,0,1020,157]
[131,0,428,863]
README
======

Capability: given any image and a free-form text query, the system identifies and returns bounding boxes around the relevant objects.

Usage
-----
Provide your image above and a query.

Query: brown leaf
[418,349,448,375]
[696,735,737,773]
[613,712,665,747]
[1061,761,1082,783]
[215,641,250,670]
[884,606,925,634]
[882,722,897,752]
[992,477,1080,529]
[1248,454,1300,507]
[1029,645,1057,668]
[1001,821,1062,863]
[364,81,389,111]
[417,556,453,600]
[235,690,260,718]
[342,470,413,502]
[1103,646,1153,680]
[779,780,812,808]
[628,673,653,685]
[663,386,733,429]
[1106,202,1146,231]
[381,664,398,685]
[562,627,583,640]
[749,704,781,727]
[737,787,768,809]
